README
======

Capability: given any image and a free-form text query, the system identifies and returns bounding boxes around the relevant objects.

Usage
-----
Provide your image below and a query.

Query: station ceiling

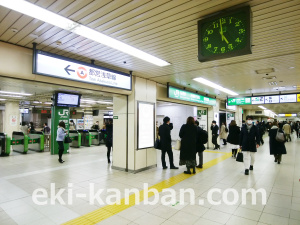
[0,0,300,114]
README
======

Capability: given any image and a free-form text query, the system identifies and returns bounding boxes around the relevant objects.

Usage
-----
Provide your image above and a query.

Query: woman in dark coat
[269,121,287,164]
[227,120,240,158]
[179,117,197,174]
[195,120,206,168]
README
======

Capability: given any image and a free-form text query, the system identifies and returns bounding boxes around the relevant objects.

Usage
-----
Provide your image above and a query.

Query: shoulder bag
[64,135,72,143]
[275,129,285,142]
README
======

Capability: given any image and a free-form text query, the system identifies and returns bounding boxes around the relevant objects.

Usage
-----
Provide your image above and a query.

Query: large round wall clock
[198,6,252,62]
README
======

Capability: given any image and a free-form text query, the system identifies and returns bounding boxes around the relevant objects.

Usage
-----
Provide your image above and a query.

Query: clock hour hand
[219,19,224,41]
[221,34,229,44]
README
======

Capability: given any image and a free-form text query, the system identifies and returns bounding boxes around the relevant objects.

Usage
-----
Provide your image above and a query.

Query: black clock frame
[198,6,252,62]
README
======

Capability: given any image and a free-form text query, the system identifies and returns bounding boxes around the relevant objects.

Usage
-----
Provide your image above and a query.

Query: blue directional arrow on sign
[64,65,75,75]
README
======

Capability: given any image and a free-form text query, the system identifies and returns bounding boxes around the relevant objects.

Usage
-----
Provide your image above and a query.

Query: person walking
[219,122,228,145]
[269,121,287,164]
[282,122,292,142]
[295,121,300,138]
[56,121,67,163]
[211,121,220,150]
[195,120,206,168]
[227,120,240,158]
[239,115,260,175]
[28,122,35,133]
[179,117,197,174]
[159,117,178,170]
[106,119,113,163]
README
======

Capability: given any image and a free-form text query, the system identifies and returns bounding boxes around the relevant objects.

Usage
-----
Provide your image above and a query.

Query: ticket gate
[69,130,81,148]
[89,129,100,145]
[11,131,29,154]
[77,130,91,147]
[28,131,44,152]
[0,133,11,156]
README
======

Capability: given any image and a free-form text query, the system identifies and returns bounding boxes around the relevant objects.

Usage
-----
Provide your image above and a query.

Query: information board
[280,94,297,103]
[251,96,264,104]
[264,95,279,104]
[137,102,155,149]
[228,97,251,106]
[168,86,216,106]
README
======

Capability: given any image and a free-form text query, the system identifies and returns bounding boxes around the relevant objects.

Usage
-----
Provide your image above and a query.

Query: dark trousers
[295,129,299,138]
[212,135,219,149]
[274,154,282,162]
[107,146,112,162]
[161,149,174,168]
[260,135,264,144]
[198,151,203,166]
[57,141,64,161]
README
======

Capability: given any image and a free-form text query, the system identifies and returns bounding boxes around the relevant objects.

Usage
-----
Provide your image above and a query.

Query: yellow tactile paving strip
[63,151,232,225]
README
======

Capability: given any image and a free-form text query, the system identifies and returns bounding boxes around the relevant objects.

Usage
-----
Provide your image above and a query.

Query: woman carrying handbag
[269,121,287,164]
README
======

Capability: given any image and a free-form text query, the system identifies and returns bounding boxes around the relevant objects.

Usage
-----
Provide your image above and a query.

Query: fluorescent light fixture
[0,0,170,67]
[106,107,113,109]
[0,94,23,98]
[193,77,239,96]
[44,102,52,104]
[258,106,267,110]
[0,98,6,101]
[0,91,32,96]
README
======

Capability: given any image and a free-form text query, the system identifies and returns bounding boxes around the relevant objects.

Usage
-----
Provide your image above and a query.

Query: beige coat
[219,124,228,139]
[283,124,291,134]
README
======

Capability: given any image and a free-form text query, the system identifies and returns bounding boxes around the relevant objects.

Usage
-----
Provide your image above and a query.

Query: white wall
[157,104,196,141]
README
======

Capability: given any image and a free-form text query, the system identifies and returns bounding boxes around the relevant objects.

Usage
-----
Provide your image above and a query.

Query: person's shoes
[245,169,249,175]
[163,166,168,169]
[184,171,191,174]
[249,165,253,170]
[192,167,196,174]
[58,159,64,163]
[170,166,179,169]
[108,160,111,164]
[196,165,203,168]
[274,158,277,162]
[278,161,281,164]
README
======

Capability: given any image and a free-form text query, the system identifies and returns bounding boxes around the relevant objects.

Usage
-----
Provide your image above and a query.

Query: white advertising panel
[252,96,264,104]
[138,102,155,149]
[264,95,279,104]
[35,51,131,90]
[280,94,296,103]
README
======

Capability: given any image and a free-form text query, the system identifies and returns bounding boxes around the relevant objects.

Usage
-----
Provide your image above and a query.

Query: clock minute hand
[219,19,224,41]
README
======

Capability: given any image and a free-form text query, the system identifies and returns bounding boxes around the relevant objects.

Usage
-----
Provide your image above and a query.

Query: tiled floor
[0,133,299,225]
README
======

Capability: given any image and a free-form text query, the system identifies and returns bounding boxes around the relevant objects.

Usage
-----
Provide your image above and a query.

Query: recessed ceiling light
[193,77,238,96]
[0,0,170,67]
[29,33,38,39]
[0,98,6,101]
[11,28,18,33]
[289,67,295,69]
[0,91,32,96]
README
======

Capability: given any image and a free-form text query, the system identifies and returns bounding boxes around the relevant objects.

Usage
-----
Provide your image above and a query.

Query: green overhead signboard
[228,97,251,106]
[168,86,216,106]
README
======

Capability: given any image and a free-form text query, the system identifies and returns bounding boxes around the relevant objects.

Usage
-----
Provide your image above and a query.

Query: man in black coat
[210,120,220,150]
[240,115,260,175]
[158,117,178,170]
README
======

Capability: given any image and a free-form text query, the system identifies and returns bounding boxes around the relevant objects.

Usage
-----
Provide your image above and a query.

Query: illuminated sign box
[168,86,216,106]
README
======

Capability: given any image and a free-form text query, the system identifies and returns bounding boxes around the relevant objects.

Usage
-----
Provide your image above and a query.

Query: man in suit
[158,117,178,170]
[211,120,220,150]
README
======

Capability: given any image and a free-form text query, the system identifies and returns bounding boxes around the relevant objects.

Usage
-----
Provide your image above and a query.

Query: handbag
[236,149,243,162]
[174,139,181,150]
[275,129,285,142]
[154,138,161,150]
[64,135,72,143]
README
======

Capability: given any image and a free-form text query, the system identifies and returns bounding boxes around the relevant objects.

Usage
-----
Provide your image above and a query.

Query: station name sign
[168,86,216,106]
[228,93,300,106]
[33,50,131,90]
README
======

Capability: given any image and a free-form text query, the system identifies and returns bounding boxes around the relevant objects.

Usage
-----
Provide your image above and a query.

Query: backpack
[200,128,208,144]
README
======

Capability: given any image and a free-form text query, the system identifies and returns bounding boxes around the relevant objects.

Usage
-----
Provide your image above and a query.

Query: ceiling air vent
[255,68,275,74]
[255,111,263,114]
[262,76,276,80]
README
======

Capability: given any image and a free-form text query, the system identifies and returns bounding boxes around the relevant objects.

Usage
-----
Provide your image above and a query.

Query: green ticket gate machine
[77,130,92,147]
[28,131,44,152]
[69,130,81,148]
[89,130,100,145]
[0,133,11,156]
[12,131,29,154]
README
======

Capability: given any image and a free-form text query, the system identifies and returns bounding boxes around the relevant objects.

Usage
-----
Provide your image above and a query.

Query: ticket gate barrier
[11,131,29,154]
[69,130,81,148]
[89,129,100,145]
[28,131,44,152]
[77,130,92,147]
[0,133,11,156]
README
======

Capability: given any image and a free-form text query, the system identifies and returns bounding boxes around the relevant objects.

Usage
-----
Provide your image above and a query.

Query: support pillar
[4,102,20,138]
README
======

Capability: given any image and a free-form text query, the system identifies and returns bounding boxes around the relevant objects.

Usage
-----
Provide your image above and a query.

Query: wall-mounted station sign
[33,50,132,90]
[228,93,300,106]
[168,85,216,106]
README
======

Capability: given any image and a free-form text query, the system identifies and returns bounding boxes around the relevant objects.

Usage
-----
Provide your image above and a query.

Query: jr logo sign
[58,109,69,116]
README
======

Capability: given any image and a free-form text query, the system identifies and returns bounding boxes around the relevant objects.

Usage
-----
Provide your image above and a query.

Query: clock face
[198,6,251,62]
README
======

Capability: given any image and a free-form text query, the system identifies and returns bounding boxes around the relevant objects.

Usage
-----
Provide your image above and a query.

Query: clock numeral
[207,30,213,35]
[235,21,241,27]
[228,44,233,50]
[221,47,226,53]
[235,38,242,43]
[229,17,233,24]
[214,47,218,53]
[206,44,212,49]
[213,22,219,28]
[239,29,245,34]
[221,18,226,24]
[203,37,209,42]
